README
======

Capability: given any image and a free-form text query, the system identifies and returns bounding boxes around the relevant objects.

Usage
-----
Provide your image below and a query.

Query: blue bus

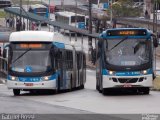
[28,4,49,26]
[96,28,158,95]
[5,31,86,95]
[29,4,49,18]
[55,11,86,33]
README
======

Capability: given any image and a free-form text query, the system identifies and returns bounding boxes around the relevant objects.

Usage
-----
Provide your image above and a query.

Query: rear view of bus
[29,4,49,18]
[55,11,86,31]
[96,28,158,95]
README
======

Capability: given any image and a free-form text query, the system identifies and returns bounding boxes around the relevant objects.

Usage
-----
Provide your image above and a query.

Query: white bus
[96,28,158,95]
[28,4,49,18]
[5,31,86,95]
[55,11,86,30]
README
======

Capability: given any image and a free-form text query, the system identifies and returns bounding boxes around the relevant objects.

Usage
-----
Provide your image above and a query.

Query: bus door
[57,50,66,90]
[76,52,82,87]
[64,51,73,89]
[82,53,86,84]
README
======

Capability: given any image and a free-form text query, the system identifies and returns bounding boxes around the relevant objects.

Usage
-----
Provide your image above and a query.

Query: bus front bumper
[102,74,153,89]
[7,80,56,90]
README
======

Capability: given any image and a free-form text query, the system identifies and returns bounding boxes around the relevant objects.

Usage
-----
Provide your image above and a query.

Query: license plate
[123,83,132,87]
[25,83,33,86]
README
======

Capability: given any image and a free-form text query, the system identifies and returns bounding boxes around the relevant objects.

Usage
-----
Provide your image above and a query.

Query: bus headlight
[11,76,16,81]
[109,71,114,75]
[42,76,51,81]
[142,70,147,74]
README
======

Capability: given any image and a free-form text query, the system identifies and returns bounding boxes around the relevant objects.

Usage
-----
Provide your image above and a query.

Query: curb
[151,88,160,91]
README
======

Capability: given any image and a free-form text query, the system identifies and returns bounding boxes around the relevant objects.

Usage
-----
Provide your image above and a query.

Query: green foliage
[111,0,142,17]
[157,0,160,3]
[0,11,6,18]
[12,0,41,5]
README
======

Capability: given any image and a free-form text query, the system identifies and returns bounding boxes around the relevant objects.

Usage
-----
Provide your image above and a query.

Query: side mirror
[153,37,158,48]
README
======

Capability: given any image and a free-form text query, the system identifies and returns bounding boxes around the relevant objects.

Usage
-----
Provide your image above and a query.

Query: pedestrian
[23,22,26,30]
[91,48,96,65]
[9,17,13,28]
[6,17,9,27]
[12,17,15,29]
[16,19,21,31]
[32,22,36,30]
[145,10,149,19]
[0,47,1,56]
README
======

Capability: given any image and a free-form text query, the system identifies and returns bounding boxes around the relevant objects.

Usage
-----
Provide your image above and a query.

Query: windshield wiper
[12,48,32,64]
[109,36,128,51]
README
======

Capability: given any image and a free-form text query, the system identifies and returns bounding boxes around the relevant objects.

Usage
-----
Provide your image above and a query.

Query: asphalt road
[1,69,160,120]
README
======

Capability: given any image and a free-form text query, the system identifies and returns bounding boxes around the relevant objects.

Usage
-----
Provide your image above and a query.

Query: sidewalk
[0,18,5,27]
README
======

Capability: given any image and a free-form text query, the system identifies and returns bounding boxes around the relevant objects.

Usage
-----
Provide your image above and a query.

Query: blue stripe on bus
[102,69,152,76]
[7,72,59,82]
[53,42,65,49]
[78,22,85,29]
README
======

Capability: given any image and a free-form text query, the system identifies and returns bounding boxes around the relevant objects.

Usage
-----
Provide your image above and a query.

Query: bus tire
[102,89,106,95]
[13,89,20,96]
[80,84,84,89]
[57,76,61,93]
[70,74,73,91]
[103,88,110,95]
[139,87,150,95]
[153,73,156,80]
[143,87,150,95]
[96,79,99,90]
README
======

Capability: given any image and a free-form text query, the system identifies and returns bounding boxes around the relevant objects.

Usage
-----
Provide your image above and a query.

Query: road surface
[0,69,160,120]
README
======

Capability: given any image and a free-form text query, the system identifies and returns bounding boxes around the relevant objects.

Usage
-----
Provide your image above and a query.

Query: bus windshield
[106,38,150,67]
[10,43,52,73]
[71,16,85,23]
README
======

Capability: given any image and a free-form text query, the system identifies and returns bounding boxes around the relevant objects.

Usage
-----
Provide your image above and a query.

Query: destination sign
[20,44,43,48]
[106,29,147,36]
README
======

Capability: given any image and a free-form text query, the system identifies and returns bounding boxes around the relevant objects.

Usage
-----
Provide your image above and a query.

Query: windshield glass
[11,50,51,73]
[10,43,52,73]
[106,38,150,66]
[71,16,85,23]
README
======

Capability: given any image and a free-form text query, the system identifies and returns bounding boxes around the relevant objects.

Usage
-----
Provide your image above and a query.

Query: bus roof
[55,11,85,17]
[9,31,83,51]
[29,4,47,9]
[10,31,54,42]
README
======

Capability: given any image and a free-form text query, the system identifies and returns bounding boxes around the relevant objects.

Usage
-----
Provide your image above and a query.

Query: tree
[111,0,142,17]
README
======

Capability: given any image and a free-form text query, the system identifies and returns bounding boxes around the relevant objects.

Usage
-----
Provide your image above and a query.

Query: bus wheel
[70,74,73,91]
[80,84,84,89]
[96,79,99,90]
[103,88,112,95]
[57,76,61,93]
[13,89,20,96]
[102,89,106,95]
[139,87,150,95]
[143,87,150,95]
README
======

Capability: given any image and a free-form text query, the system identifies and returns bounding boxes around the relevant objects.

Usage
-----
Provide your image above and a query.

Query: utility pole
[108,0,113,26]
[48,0,51,31]
[20,0,22,31]
[75,0,77,28]
[88,0,93,61]
[153,0,158,34]
[61,0,64,10]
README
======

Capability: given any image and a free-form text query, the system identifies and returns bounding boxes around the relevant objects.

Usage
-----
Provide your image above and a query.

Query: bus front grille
[112,77,144,83]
